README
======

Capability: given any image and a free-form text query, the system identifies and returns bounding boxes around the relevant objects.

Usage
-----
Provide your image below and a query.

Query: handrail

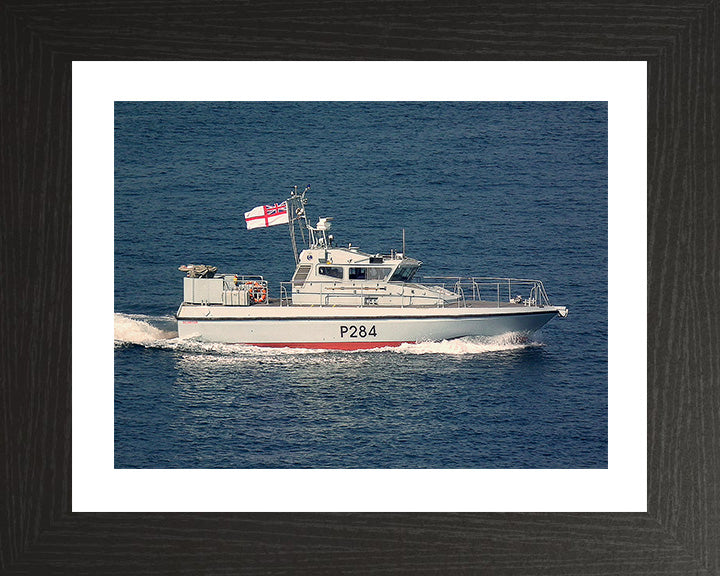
[279,281,450,308]
[421,276,551,306]
[280,283,290,306]
[277,275,554,308]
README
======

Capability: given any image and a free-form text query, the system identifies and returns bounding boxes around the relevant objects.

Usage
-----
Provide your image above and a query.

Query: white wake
[114,313,177,345]
[393,334,539,355]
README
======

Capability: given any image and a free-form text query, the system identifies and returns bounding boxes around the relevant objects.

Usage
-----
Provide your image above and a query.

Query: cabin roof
[297,247,421,266]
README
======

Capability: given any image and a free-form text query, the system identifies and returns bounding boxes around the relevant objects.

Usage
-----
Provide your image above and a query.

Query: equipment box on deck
[183,277,224,304]
[223,289,249,306]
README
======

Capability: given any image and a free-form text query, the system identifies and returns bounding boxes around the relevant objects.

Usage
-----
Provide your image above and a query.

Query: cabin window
[348,267,366,280]
[349,267,390,281]
[366,267,391,280]
[389,266,418,282]
[318,266,343,279]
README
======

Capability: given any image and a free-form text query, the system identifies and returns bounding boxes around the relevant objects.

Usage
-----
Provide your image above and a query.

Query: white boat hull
[176,304,564,349]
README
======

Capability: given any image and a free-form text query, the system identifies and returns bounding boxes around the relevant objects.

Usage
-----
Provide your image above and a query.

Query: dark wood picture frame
[2,2,718,574]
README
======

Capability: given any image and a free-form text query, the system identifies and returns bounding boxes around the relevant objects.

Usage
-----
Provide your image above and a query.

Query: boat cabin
[289,247,459,307]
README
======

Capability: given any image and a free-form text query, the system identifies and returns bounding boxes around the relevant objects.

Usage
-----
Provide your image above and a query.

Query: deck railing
[421,276,552,307]
[279,281,450,307]
[277,276,552,308]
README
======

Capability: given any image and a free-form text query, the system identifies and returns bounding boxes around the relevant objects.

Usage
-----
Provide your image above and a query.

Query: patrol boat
[176,186,568,349]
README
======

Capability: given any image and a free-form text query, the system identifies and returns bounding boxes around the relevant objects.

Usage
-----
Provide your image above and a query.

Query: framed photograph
[3,3,717,574]
[76,62,642,514]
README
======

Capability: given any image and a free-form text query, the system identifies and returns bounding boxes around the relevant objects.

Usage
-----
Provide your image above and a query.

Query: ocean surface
[114,101,607,468]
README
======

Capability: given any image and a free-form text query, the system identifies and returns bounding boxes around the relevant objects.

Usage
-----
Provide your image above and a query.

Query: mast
[286,185,310,264]
[285,184,334,259]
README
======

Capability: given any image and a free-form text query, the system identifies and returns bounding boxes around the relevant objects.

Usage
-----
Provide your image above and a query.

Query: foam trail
[113,314,321,355]
[114,313,177,344]
[391,334,540,355]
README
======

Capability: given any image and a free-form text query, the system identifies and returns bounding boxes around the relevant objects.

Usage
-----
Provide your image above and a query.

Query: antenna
[402,228,406,255]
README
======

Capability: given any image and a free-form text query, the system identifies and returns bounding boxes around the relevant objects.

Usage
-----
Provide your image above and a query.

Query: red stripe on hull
[247,341,410,350]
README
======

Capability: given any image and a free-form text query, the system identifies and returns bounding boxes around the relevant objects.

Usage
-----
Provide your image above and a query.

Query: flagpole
[288,221,299,265]
[287,186,299,264]
[286,185,311,265]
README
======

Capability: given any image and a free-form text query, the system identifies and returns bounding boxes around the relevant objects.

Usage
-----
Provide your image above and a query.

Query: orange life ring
[245,281,267,304]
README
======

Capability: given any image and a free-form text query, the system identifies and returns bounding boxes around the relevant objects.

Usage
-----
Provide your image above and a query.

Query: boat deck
[261,298,534,310]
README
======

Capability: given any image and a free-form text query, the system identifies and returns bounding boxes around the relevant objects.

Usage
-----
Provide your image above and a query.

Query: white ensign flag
[244,202,290,229]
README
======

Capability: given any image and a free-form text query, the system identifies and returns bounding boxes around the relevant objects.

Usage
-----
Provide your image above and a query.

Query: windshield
[389,265,418,282]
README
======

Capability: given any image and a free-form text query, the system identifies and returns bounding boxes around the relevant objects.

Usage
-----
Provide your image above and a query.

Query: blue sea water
[114,101,607,469]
